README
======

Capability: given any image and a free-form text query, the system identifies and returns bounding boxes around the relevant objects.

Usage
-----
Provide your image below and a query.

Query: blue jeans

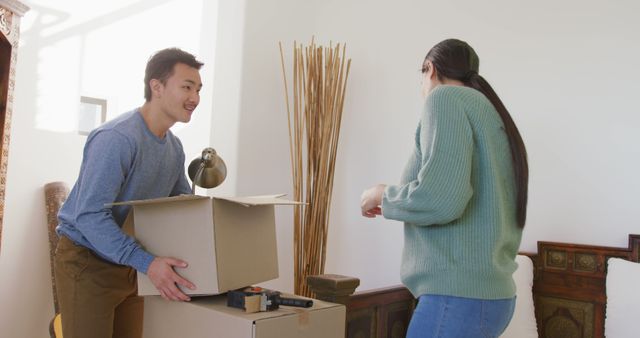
[406,295,516,338]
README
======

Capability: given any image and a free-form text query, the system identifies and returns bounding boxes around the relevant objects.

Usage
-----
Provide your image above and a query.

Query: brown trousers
[54,236,143,338]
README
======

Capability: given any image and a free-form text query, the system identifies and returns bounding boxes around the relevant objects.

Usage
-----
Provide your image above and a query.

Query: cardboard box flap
[214,194,304,207]
[107,194,208,207]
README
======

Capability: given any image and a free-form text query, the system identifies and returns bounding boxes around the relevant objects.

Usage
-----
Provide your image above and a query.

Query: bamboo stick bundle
[279,39,351,297]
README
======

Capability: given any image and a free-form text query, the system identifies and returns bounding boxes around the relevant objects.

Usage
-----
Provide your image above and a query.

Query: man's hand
[147,257,196,301]
[361,184,386,218]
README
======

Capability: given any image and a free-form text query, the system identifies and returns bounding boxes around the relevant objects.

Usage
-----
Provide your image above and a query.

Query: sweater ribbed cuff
[126,249,155,274]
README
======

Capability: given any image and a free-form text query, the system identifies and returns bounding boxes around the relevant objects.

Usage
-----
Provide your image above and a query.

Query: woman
[360,39,528,338]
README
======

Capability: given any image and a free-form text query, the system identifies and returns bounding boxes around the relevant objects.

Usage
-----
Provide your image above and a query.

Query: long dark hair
[424,39,529,228]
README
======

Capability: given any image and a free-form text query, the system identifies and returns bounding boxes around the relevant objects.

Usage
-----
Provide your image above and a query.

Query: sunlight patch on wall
[24,0,207,133]
[34,41,82,132]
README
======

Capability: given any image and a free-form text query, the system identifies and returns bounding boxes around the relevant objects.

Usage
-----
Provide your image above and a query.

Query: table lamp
[188,147,227,194]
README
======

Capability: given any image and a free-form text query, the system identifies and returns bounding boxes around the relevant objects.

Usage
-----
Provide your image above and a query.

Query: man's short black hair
[144,48,204,101]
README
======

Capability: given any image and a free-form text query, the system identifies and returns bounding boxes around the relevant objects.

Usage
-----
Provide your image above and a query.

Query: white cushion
[605,258,640,338]
[500,255,538,338]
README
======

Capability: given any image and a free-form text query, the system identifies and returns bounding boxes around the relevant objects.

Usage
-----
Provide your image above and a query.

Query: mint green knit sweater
[382,85,523,300]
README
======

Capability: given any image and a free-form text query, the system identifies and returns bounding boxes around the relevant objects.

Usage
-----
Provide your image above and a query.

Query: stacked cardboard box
[119,194,293,295]
[119,194,345,338]
[143,293,345,338]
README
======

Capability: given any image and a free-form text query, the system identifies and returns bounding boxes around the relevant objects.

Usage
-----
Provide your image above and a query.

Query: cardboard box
[143,293,346,338]
[115,194,300,296]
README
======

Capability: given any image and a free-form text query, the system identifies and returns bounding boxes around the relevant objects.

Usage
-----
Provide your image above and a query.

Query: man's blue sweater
[57,109,191,273]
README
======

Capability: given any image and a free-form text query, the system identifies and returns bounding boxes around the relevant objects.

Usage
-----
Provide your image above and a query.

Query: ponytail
[465,74,529,228]
[425,38,529,228]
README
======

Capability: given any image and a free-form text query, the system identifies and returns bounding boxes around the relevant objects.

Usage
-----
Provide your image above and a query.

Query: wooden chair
[44,182,69,338]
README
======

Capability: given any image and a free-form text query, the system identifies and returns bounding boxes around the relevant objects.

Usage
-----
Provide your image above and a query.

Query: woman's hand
[361,184,387,218]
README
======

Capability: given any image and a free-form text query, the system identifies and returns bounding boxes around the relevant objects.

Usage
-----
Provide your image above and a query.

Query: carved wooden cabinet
[532,236,640,337]
[307,274,415,338]
[0,0,28,251]
[347,286,415,338]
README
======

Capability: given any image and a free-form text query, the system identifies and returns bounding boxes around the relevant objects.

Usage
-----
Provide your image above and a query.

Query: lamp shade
[188,147,227,190]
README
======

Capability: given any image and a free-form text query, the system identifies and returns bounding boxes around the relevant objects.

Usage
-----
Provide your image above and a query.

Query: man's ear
[149,79,163,99]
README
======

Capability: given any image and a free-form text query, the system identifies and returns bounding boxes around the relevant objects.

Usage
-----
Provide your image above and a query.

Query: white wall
[0,1,219,337]
[207,0,246,198]
[237,0,640,293]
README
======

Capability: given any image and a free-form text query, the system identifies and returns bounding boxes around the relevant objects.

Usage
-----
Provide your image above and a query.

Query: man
[55,48,203,338]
